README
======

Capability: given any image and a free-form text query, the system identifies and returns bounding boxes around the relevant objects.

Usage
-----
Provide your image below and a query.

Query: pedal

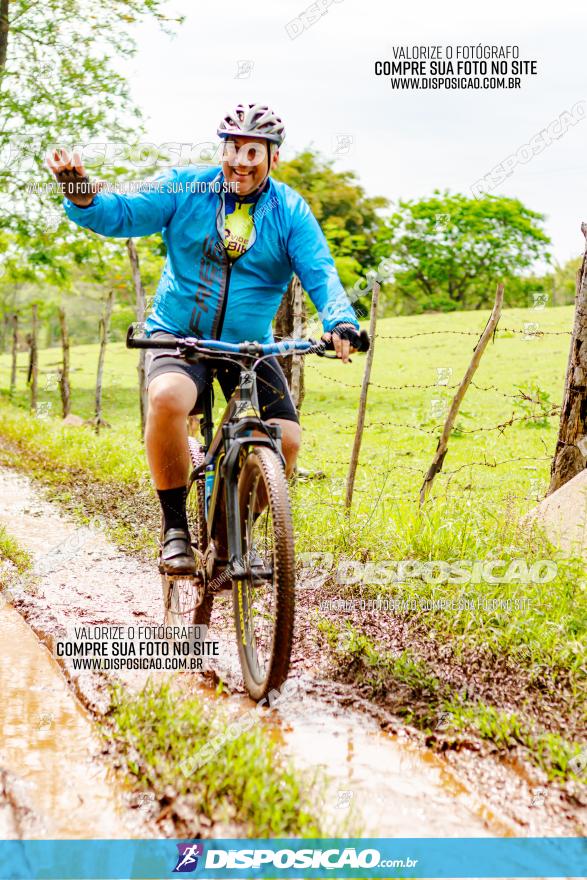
[250,566,273,582]
[204,545,229,580]
[159,561,204,583]
[230,559,247,578]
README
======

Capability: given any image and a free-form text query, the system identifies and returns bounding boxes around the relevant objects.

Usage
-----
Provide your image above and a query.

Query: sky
[121,0,587,266]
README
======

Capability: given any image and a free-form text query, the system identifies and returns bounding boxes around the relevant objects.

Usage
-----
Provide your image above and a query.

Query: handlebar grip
[357,330,370,352]
[322,329,370,353]
[126,325,179,350]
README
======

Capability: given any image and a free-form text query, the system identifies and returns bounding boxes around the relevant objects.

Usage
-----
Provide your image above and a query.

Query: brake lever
[310,340,352,360]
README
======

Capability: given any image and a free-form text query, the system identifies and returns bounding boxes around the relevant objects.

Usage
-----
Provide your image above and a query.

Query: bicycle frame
[190,363,283,577]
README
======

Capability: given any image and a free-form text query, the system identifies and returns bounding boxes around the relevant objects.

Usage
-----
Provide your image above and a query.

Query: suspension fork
[202,365,283,575]
[220,426,283,577]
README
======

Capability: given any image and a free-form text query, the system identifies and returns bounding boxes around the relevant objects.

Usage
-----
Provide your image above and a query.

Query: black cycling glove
[329,322,361,348]
[54,167,95,207]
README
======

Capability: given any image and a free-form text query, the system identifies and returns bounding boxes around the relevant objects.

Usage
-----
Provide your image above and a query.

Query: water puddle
[0,605,133,838]
[185,678,515,837]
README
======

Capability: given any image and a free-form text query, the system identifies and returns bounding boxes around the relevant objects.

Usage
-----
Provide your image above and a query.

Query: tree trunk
[549,224,587,494]
[0,0,9,72]
[126,239,148,434]
[28,304,38,413]
[58,307,71,418]
[9,312,17,398]
[94,290,114,435]
[274,275,306,412]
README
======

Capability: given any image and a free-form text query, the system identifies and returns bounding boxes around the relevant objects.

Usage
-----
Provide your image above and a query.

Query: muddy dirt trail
[0,465,577,839]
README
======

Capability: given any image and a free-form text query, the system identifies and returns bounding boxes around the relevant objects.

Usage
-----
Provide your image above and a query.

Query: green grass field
[0,305,585,783]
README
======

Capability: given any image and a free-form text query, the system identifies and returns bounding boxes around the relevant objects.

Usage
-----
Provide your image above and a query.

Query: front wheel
[233,445,295,700]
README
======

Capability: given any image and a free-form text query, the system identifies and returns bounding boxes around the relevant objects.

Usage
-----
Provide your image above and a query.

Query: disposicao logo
[173,843,204,873]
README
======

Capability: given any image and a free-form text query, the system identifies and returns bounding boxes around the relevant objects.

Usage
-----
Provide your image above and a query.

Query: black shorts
[145,331,299,423]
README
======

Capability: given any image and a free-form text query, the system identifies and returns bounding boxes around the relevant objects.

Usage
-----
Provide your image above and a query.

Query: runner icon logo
[173,843,204,873]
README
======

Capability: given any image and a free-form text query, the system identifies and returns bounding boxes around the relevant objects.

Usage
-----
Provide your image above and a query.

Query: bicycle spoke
[164,576,203,624]
[240,473,277,684]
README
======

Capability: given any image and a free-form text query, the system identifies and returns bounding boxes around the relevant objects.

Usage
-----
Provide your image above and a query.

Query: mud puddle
[184,674,512,836]
[277,709,513,835]
[0,604,134,838]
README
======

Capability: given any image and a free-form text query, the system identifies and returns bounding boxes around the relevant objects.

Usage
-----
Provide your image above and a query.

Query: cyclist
[47,103,361,576]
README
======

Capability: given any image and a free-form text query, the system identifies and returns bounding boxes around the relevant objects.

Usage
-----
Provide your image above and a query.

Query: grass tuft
[107,681,325,837]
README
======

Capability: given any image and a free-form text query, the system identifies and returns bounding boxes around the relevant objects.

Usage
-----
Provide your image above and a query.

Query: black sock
[157,486,188,533]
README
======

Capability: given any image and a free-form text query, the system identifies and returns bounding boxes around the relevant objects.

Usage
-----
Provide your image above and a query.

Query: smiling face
[221,135,279,197]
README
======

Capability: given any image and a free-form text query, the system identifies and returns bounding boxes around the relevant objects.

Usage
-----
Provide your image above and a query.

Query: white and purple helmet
[217,103,286,147]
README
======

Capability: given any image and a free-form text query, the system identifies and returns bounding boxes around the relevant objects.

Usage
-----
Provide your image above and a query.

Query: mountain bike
[126,325,369,699]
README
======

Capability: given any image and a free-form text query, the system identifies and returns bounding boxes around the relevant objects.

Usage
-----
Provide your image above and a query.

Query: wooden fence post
[0,313,8,353]
[126,238,148,433]
[28,304,38,413]
[94,290,114,435]
[549,224,587,494]
[275,275,306,412]
[420,283,504,505]
[58,307,71,418]
[344,282,380,512]
[9,313,17,398]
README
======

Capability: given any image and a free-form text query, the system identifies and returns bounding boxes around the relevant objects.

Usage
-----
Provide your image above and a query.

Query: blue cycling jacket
[63,165,359,343]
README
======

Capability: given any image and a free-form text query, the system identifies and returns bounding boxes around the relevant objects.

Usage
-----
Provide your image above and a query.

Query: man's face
[221,135,278,197]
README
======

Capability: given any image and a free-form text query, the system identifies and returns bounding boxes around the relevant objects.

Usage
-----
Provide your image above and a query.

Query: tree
[0,0,182,264]
[0,0,182,416]
[0,225,164,350]
[497,272,552,310]
[377,191,550,312]
[552,256,582,306]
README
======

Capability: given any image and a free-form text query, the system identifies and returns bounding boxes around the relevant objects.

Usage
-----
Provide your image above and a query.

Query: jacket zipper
[214,254,232,340]
[214,186,263,340]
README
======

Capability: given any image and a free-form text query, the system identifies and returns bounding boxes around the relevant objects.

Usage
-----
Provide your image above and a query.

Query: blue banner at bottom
[0,837,584,879]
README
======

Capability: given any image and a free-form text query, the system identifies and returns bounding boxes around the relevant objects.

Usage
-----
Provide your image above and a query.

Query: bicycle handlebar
[125,325,370,358]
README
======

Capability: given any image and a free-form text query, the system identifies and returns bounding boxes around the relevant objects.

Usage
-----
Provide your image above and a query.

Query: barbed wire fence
[299,317,570,511]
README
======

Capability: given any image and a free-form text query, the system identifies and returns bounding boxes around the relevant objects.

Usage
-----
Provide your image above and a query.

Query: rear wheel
[162,438,212,627]
[233,445,295,700]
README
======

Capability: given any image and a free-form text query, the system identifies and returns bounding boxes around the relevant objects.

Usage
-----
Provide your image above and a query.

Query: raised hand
[46,147,103,207]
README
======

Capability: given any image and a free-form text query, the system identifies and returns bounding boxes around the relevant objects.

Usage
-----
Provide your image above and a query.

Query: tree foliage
[377,190,551,312]
[0,0,181,247]
[0,0,179,344]
[552,256,582,305]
